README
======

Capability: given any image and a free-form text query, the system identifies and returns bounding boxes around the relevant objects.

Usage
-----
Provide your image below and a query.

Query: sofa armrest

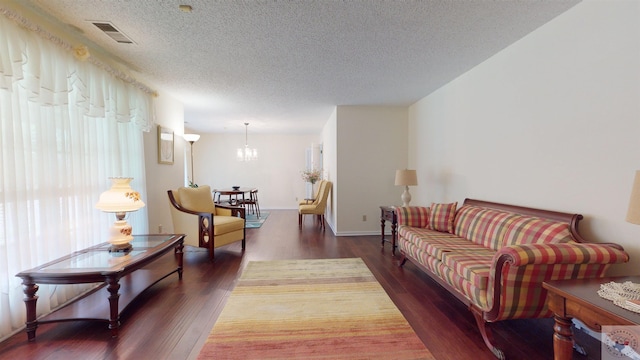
[481,242,629,322]
[395,206,430,227]
[496,242,629,266]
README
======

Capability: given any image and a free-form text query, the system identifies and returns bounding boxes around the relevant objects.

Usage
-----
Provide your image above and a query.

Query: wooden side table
[380,206,397,255]
[544,276,640,360]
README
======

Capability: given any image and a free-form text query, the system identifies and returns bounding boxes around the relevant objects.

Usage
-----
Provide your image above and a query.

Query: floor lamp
[183,134,200,186]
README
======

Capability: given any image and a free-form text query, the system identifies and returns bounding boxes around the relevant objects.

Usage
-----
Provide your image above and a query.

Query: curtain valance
[0,10,154,131]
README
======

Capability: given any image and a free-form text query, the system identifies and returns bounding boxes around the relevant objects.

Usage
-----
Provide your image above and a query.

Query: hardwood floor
[0,210,600,359]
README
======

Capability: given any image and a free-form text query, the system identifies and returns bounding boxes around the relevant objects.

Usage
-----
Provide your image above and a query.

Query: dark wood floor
[0,210,601,359]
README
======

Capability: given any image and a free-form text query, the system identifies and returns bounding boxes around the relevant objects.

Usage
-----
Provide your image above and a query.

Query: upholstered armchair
[168,185,245,261]
[298,181,332,229]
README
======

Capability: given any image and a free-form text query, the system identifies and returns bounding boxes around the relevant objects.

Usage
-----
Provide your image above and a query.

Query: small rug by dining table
[197,258,434,359]
[245,211,269,228]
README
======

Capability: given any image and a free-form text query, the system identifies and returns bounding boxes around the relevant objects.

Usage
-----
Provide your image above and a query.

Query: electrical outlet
[158,224,163,233]
[362,215,367,221]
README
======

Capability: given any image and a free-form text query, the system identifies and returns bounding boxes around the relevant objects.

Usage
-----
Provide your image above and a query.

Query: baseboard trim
[334,231,379,236]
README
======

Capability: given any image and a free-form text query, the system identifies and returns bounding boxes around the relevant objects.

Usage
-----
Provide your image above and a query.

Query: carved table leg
[391,221,397,255]
[22,280,39,341]
[176,241,184,280]
[552,314,574,360]
[380,216,386,247]
[106,276,121,338]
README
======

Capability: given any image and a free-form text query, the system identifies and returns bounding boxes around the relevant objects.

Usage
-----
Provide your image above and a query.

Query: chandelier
[237,122,258,161]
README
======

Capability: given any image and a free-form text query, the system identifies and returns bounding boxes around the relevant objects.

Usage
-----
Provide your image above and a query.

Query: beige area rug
[197,258,435,359]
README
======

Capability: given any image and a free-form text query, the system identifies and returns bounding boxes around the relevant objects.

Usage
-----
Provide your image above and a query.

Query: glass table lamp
[95,177,145,252]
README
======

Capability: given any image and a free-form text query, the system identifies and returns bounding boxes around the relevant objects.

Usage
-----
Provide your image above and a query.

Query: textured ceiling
[19,0,579,134]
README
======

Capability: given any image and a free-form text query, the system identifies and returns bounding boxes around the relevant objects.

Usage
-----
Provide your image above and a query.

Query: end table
[380,206,397,255]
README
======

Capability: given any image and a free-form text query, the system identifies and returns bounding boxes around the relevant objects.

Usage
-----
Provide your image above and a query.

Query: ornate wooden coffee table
[15,234,185,341]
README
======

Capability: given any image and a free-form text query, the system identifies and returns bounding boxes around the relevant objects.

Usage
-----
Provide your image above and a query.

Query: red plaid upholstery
[440,264,488,309]
[396,206,430,228]
[498,242,629,266]
[453,205,483,238]
[482,242,629,319]
[428,202,457,233]
[441,250,494,290]
[462,209,518,250]
[398,201,630,324]
[399,225,487,260]
[502,216,573,246]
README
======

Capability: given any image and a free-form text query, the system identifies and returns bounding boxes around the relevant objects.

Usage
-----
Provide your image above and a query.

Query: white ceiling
[20,0,579,134]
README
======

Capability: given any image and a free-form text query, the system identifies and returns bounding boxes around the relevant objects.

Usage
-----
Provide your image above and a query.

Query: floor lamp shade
[395,169,418,207]
[183,134,200,143]
[626,170,640,224]
[184,134,200,185]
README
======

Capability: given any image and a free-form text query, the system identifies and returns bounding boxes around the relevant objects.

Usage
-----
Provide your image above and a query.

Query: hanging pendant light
[237,123,258,161]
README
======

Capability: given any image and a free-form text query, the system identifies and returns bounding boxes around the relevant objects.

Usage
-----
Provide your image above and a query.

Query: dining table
[213,187,254,205]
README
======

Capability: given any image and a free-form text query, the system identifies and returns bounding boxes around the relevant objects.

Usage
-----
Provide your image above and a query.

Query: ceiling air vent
[91,21,135,44]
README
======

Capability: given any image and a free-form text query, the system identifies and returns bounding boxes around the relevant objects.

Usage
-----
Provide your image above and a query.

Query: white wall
[408,0,640,275]
[334,106,409,235]
[322,108,338,231]
[143,92,185,234]
[192,132,321,209]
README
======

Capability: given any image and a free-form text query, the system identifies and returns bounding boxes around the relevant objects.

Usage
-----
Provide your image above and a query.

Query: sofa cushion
[398,226,458,254]
[177,186,215,213]
[465,209,519,250]
[439,264,489,310]
[429,202,457,233]
[441,250,495,290]
[502,216,574,246]
[396,206,430,228]
[400,226,489,260]
[453,205,484,239]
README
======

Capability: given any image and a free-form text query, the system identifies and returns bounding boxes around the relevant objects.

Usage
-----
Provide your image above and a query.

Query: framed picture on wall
[158,126,174,165]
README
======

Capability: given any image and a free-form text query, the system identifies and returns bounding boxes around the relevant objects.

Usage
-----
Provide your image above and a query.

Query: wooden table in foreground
[544,276,640,360]
[15,234,185,341]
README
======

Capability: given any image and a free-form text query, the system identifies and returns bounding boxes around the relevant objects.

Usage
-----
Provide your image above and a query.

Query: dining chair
[237,188,259,217]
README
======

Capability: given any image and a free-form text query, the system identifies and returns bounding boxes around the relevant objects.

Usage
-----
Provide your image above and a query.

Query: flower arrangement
[301,169,322,184]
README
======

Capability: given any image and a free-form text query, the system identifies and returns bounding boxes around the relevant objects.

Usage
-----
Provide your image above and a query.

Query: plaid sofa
[397,198,629,359]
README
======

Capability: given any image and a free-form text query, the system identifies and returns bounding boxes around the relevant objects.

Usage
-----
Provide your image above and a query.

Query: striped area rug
[197,258,434,359]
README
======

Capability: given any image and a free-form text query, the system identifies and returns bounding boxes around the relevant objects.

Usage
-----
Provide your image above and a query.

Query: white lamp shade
[95,178,145,213]
[395,169,418,186]
[627,170,640,224]
[183,133,200,142]
[96,177,145,251]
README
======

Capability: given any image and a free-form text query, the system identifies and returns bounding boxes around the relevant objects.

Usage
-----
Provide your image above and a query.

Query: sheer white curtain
[0,12,153,340]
